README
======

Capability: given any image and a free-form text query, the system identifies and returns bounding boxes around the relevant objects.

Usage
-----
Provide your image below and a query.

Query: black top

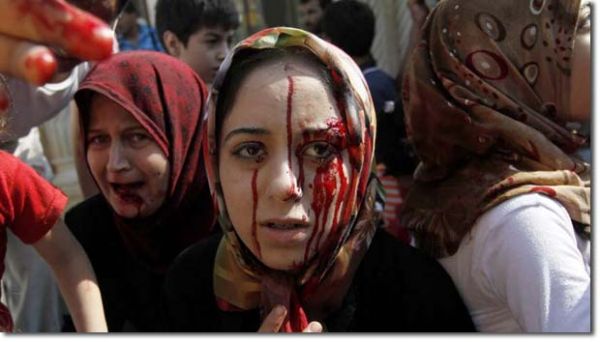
[65,195,168,332]
[164,229,476,332]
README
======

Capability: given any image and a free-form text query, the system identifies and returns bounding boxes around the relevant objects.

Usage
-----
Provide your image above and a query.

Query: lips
[262,218,310,230]
[259,218,310,245]
[110,181,144,203]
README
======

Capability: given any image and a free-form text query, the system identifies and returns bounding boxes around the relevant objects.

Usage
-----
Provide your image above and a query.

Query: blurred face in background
[67,0,124,23]
[298,0,324,34]
[163,26,235,85]
[567,6,590,123]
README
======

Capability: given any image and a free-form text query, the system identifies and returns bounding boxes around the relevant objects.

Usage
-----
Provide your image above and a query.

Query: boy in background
[155,0,240,85]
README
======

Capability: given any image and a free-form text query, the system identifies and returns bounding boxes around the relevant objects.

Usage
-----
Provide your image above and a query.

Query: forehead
[88,94,138,126]
[300,0,321,9]
[225,57,338,126]
[193,26,236,36]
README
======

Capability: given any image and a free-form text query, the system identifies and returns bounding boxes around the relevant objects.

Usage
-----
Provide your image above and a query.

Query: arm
[32,219,107,332]
[479,194,590,332]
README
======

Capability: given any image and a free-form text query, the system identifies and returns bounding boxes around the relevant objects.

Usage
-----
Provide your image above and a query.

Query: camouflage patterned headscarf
[202,27,379,331]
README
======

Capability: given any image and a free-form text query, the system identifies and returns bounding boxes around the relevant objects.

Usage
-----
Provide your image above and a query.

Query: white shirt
[439,193,590,332]
[0,63,90,143]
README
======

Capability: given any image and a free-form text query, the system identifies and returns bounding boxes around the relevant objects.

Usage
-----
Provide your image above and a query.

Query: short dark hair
[122,1,137,14]
[155,0,240,48]
[299,0,332,9]
[322,0,375,57]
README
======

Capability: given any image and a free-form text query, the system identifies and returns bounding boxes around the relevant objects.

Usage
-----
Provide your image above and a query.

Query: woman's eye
[303,142,337,162]
[127,132,151,148]
[232,142,266,161]
[87,135,109,147]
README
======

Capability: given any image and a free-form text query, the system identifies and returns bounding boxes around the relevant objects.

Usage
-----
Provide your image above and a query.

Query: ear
[163,30,183,57]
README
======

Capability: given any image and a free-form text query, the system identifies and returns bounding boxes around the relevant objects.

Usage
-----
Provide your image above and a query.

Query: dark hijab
[75,51,214,272]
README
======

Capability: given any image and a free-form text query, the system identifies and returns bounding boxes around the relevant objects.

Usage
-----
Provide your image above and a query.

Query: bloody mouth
[111,182,144,204]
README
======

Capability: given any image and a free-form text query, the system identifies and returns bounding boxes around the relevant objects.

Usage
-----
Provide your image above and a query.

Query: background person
[155,0,240,85]
[401,0,591,332]
[65,51,214,331]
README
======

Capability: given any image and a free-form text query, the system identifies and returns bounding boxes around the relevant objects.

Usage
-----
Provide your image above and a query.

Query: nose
[106,141,131,173]
[217,42,229,63]
[267,158,303,202]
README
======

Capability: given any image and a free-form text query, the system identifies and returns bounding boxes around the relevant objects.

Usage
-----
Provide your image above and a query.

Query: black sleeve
[352,230,476,332]
[163,233,222,332]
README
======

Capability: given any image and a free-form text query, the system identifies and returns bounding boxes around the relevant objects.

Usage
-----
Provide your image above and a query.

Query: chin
[261,253,306,272]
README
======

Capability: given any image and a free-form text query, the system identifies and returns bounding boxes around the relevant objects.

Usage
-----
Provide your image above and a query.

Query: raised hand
[258,305,323,333]
[0,0,114,85]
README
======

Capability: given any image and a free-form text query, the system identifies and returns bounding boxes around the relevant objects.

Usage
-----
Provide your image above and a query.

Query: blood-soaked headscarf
[401,0,590,258]
[75,51,214,273]
[203,27,380,332]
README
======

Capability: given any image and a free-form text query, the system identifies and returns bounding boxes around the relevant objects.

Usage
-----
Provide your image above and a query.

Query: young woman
[65,51,214,331]
[164,27,475,332]
[401,0,590,332]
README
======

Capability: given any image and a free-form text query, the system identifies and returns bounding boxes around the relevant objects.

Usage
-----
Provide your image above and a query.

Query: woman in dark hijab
[65,51,214,331]
[402,0,590,332]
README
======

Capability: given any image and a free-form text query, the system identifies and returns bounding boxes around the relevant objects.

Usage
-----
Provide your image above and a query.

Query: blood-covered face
[86,94,170,219]
[218,58,351,271]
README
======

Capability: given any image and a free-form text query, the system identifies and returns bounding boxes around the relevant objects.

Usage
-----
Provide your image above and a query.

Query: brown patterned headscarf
[401,0,590,258]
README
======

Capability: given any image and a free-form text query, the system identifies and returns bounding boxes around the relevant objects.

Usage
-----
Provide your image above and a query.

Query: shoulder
[363,68,396,88]
[65,195,112,226]
[473,193,575,258]
[164,232,223,331]
[65,194,114,243]
[363,229,450,279]
[166,231,222,293]
[352,230,475,331]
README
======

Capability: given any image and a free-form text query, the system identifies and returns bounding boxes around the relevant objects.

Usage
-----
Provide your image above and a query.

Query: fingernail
[274,305,287,316]
[24,49,57,85]
[307,322,322,332]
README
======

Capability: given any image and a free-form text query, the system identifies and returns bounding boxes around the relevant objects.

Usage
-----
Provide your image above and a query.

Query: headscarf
[401,0,591,258]
[75,51,214,273]
[203,27,380,331]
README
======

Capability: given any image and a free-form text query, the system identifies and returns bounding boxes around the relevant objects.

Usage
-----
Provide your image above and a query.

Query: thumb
[303,321,323,333]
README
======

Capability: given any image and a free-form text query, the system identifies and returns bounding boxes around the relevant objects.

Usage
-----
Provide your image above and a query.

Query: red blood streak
[330,157,348,237]
[24,50,57,85]
[16,0,113,61]
[287,76,294,169]
[251,169,261,258]
[530,186,557,197]
[304,158,339,263]
[0,92,9,112]
[304,172,323,262]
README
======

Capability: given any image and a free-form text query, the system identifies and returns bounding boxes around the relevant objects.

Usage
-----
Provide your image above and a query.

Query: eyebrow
[87,125,144,134]
[223,127,270,143]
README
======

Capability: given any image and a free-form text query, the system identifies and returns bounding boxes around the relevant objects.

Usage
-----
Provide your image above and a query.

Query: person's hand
[0,0,114,86]
[258,305,323,333]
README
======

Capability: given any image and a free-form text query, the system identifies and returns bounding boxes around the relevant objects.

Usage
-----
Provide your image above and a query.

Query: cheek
[143,153,170,194]
[86,150,105,182]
